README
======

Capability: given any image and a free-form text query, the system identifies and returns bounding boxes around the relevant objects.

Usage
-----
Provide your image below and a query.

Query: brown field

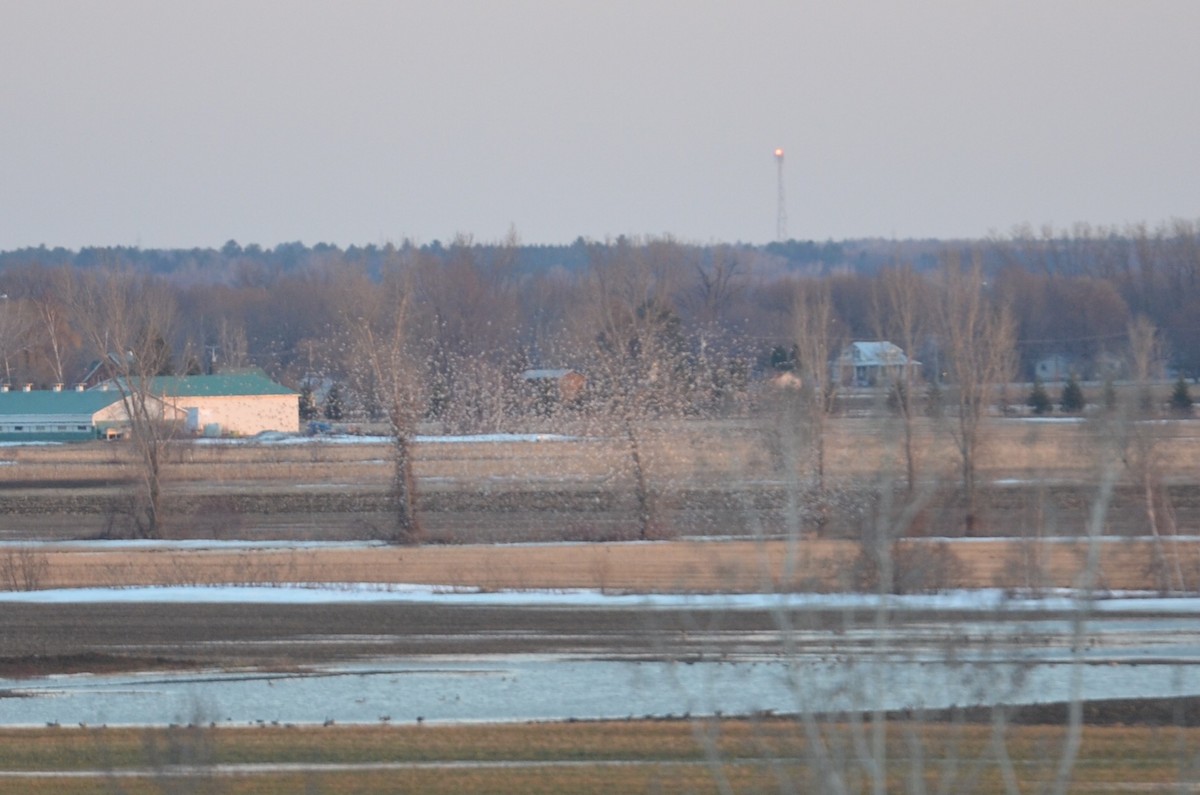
[14,536,1200,593]
[1,415,1199,594]
[1,415,1199,542]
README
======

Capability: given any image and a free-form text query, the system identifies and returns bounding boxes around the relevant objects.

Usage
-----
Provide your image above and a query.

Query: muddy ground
[2,534,1198,681]
[0,601,820,678]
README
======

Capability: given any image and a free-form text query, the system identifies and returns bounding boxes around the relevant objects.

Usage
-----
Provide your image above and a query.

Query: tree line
[4,221,1196,542]
[1,222,1196,402]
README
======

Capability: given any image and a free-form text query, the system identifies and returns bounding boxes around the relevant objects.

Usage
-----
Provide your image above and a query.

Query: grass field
[3,415,1198,487]
[0,718,1196,794]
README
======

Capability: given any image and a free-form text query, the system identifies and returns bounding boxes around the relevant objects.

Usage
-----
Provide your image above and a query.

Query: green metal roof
[0,370,296,419]
[107,369,297,398]
[0,390,123,417]
[151,372,295,398]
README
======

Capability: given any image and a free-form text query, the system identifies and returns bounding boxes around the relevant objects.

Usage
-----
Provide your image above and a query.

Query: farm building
[92,369,299,436]
[0,370,298,442]
[834,341,919,387]
[520,368,586,413]
[1033,353,1073,382]
[0,386,126,442]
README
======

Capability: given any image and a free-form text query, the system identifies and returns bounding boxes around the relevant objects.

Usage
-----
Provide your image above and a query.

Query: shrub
[323,383,345,421]
[1028,379,1052,415]
[924,381,944,418]
[1170,376,1193,417]
[1102,378,1118,413]
[1060,374,1085,414]
[849,540,965,594]
[0,546,49,591]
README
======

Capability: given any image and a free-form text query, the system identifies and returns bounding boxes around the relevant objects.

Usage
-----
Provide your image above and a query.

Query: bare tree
[34,297,72,386]
[66,269,179,538]
[873,262,928,492]
[337,260,424,544]
[575,238,689,539]
[214,317,251,371]
[685,244,749,327]
[1127,314,1163,414]
[0,293,33,386]
[415,234,522,431]
[1120,316,1184,590]
[936,254,1016,533]
[790,279,843,498]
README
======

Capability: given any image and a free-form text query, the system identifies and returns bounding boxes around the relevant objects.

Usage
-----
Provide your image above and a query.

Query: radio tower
[774,148,787,241]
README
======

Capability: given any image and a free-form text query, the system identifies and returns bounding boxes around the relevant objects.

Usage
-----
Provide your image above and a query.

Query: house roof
[521,369,581,380]
[95,369,296,398]
[0,389,123,417]
[840,341,911,366]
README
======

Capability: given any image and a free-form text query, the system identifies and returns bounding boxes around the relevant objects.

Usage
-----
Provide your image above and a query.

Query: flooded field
[4,653,1200,728]
[2,591,1199,727]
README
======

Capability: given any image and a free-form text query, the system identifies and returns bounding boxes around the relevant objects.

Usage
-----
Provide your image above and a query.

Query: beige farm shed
[94,369,299,436]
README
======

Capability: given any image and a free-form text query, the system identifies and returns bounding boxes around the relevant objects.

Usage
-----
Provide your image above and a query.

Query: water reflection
[2,652,1198,728]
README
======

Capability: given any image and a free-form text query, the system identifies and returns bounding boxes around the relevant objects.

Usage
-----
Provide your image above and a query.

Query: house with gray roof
[834,341,919,387]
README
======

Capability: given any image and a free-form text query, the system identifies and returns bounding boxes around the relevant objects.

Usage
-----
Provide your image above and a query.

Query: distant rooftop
[0,388,122,417]
[94,369,296,398]
[521,369,580,380]
[841,341,912,366]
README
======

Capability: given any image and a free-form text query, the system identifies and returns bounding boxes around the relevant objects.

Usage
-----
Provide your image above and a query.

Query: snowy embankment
[0,582,1196,614]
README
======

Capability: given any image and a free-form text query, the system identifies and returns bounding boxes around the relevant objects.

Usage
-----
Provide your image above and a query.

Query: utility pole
[774,148,787,242]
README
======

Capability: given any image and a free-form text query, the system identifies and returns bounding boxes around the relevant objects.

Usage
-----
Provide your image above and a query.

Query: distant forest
[0,235,860,280]
[0,220,1197,429]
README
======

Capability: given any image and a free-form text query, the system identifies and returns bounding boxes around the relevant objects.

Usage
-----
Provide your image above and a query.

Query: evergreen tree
[885,380,909,415]
[1028,378,1052,415]
[769,344,797,372]
[1102,378,1118,413]
[182,355,204,376]
[1170,375,1193,416]
[323,382,345,421]
[298,384,319,421]
[924,381,943,418]
[1060,374,1085,414]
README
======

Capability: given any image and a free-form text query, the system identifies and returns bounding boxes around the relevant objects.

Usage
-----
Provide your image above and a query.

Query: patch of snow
[416,433,579,444]
[192,433,580,446]
[0,583,1197,613]
[0,539,390,551]
[7,536,1195,553]
[909,535,1200,544]
[192,434,392,446]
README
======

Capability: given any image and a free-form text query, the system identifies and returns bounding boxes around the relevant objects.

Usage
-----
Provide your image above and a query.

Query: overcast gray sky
[2,1,1197,251]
